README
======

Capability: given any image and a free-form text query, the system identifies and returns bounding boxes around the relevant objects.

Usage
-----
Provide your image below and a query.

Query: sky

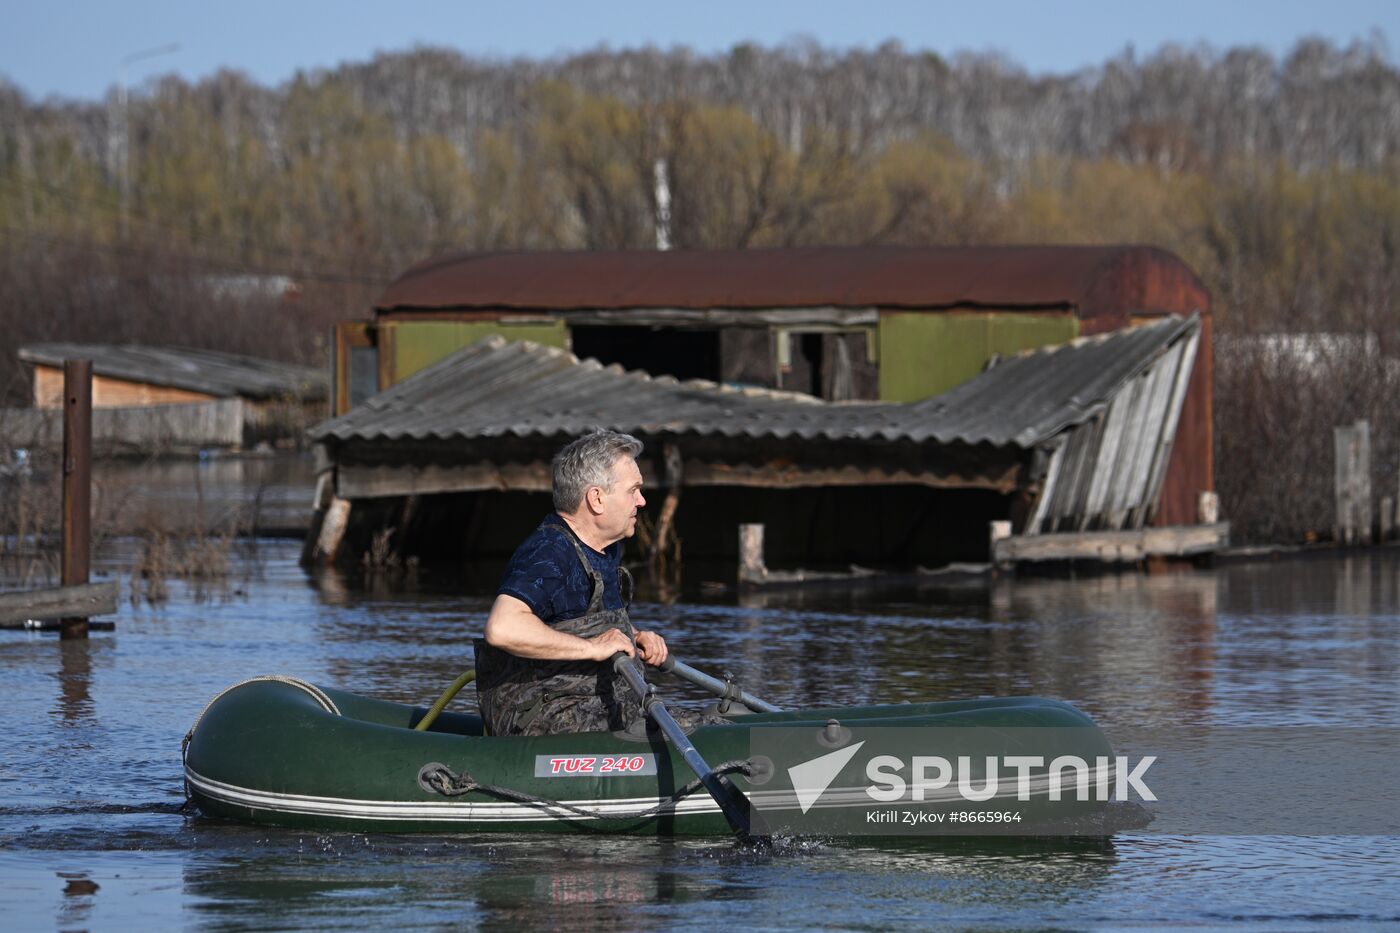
[2,0,1397,103]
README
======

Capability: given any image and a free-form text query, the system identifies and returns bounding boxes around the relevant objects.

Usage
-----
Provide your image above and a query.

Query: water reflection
[987,571,1222,726]
[471,838,695,931]
[175,831,1121,932]
[830,836,1118,912]
[95,453,316,531]
[53,639,96,724]
[56,870,99,930]
[179,835,714,932]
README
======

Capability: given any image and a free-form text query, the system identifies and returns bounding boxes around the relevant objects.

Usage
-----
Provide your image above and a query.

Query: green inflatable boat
[183,671,1119,837]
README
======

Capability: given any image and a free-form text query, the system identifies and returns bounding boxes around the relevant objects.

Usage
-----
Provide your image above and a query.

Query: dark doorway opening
[777,331,879,400]
[571,326,721,381]
[796,332,823,397]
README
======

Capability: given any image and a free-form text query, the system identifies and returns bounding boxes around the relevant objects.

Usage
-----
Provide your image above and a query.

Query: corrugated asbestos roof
[377,245,1201,314]
[907,314,1198,447]
[311,315,1197,450]
[18,343,326,400]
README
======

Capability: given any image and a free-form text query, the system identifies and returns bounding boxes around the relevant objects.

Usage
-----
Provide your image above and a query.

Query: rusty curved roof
[376,246,1210,317]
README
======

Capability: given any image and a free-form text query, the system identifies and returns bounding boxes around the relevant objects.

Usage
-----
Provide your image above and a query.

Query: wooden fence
[0,398,245,451]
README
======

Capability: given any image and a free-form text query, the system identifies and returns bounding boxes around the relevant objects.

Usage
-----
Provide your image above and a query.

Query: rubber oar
[612,653,769,845]
[657,656,782,713]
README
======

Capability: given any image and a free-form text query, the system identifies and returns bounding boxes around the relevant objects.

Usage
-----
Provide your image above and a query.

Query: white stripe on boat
[186,766,721,822]
[186,763,1112,824]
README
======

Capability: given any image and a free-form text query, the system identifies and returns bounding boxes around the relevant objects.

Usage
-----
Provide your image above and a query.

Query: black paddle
[656,656,782,713]
[612,653,769,845]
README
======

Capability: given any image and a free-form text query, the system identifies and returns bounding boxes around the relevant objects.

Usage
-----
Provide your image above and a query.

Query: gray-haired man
[475,430,670,736]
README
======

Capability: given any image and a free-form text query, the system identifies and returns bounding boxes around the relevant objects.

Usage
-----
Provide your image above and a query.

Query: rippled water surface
[3,541,1400,931]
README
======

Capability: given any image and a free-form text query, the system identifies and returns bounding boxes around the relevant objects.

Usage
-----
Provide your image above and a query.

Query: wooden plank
[682,460,1021,491]
[313,497,352,562]
[1049,417,1101,531]
[738,524,767,584]
[1024,438,1066,534]
[0,399,244,449]
[1102,370,1152,528]
[1356,421,1373,545]
[651,444,683,565]
[1334,421,1371,544]
[1334,424,1352,543]
[338,462,554,499]
[992,523,1230,564]
[1197,491,1220,524]
[1081,390,1132,527]
[989,521,1013,568]
[0,581,119,624]
[1114,341,1181,527]
[1,618,116,632]
[336,458,1021,498]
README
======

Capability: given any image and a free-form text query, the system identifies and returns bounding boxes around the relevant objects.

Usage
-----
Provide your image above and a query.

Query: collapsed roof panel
[311,314,1198,452]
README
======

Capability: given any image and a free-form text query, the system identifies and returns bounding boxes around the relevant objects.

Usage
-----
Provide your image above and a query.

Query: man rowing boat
[474,430,672,736]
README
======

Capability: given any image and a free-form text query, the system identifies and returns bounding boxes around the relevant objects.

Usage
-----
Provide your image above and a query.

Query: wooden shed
[332,246,1213,529]
[307,322,1223,576]
[17,344,327,451]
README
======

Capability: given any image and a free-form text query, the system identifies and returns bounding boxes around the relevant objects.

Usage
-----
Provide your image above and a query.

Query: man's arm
[484,594,635,661]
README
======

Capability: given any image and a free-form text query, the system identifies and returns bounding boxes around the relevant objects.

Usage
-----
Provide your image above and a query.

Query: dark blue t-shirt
[497,514,627,625]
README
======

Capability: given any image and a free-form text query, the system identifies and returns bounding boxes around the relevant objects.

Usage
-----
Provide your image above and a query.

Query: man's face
[597,455,646,543]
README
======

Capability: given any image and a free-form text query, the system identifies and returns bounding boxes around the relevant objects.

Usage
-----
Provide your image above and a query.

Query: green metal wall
[877,312,1079,402]
[386,320,568,384]
[376,312,1077,403]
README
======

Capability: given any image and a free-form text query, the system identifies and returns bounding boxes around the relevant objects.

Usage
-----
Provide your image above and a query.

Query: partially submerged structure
[15,343,326,451]
[306,311,1222,573]
[310,246,1218,574]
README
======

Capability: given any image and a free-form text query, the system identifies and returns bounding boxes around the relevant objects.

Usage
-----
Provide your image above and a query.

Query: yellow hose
[414,669,476,732]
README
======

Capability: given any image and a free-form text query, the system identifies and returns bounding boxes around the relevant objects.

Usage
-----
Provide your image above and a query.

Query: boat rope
[417,759,756,823]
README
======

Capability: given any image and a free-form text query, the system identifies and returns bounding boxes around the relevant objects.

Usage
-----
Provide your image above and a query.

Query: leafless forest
[2,37,1399,542]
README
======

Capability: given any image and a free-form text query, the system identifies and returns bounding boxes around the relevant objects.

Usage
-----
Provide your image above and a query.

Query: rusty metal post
[60,360,93,640]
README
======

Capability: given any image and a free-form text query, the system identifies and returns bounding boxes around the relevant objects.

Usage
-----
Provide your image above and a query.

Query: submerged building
[309,246,1218,573]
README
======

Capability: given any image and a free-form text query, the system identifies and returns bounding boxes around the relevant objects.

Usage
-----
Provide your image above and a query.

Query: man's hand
[635,630,668,667]
[585,628,636,662]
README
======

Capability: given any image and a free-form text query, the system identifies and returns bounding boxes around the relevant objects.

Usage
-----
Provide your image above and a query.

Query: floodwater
[92,454,320,533]
[4,527,1400,929]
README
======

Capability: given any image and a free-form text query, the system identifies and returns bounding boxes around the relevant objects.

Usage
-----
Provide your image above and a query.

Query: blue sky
[2,0,1397,102]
